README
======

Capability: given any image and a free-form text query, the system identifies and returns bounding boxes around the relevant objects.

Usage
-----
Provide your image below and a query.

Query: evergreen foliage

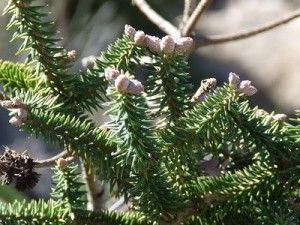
[0,0,300,224]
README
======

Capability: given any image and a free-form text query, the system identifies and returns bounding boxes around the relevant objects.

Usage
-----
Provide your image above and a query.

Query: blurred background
[0,0,300,202]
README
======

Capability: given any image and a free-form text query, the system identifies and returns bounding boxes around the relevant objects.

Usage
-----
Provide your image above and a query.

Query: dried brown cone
[0,148,40,191]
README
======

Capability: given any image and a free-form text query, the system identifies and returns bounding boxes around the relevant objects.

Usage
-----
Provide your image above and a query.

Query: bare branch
[180,0,197,31]
[182,0,213,37]
[132,0,180,37]
[194,8,300,47]
[81,161,106,210]
[34,150,71,168]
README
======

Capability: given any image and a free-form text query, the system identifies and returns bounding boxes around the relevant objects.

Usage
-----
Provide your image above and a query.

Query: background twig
[180,0,197,31]
[132,0,180,37]
[182,0,213,37]
[194,8,300,47]
[34,150,71,168]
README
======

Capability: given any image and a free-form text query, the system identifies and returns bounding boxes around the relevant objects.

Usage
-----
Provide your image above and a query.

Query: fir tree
[1,0,300,224]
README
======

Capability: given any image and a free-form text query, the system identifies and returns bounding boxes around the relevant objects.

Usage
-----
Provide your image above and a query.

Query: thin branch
[81,161,106,211]
[132,0,180,37]
[182,0,213,37]
[194,8,300,47]
[34,150,71,168]
[180,0,197,31]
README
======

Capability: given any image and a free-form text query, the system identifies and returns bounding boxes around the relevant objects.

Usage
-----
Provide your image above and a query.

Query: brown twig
[34,150,71,168]
[180,0,197,31]
[181,0,213,37]
[194,8,300,47]
[132,0,180,37]
[81,161,106,210]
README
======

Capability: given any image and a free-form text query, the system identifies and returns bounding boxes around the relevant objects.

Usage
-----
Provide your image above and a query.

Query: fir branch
[64,36,143,113]
[190,162,280,210]
[254,200,298,225]
[145,54,192,124]
[23,108,115,161]
[62,69,107,113]
[51,162,86,211]
[165,85,274,157]
[0,60,42,94]
[73,208,146,225]
[20,105,130,191]
[3,0,68,91]
[0,199,67,224]
[105,86,185,220]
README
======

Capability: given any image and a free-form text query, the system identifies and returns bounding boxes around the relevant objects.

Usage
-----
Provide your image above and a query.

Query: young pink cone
[81,55,96,69]
[124,24,136,41]
[115,75,130,91]
[174,37,193,55]
[134,31,145,46]
[144,35,161,54]
[160,35,175,57]
[9,116,22,127]
[239,80,257,96]
[17,108,27,119]
[273,113,287,122]
[228,72,240,89]
[127,79,144,94]
[56,158,67,170]
[104,68,120,84]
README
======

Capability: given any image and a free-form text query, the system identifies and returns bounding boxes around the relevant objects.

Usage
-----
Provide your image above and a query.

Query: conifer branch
[1,0,300,223]
[0,199,66,223]
[24,108,115,155]
[4,0,68,92]
[0,60,41,94]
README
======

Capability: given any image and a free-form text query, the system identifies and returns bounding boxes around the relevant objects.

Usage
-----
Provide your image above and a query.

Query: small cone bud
[9,116,22,127]
[1,100,13,108]
[256,109,267,117]
[56,158,67,170]
[124,24,136,41]
[115,75,130,91]
[160,35,175,57]
[144,35,161,54]
[273,113,287,122]
[67,50,77,62]
[228,72,240,89]
[105,68,120,84]
[12,98,21,107]
[174,37,193,55]
[243,85,257,96]
[265,115,275,124]
[81,55,96,69]
[134,31,145,46]
[17,108,27,119]
[127,79,144,93]
[239,80,251,90]
[239,80,257,96]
